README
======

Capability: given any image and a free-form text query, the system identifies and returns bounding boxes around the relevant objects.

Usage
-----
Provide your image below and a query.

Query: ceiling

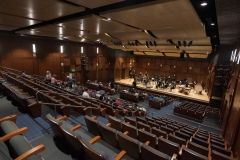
[0,0,224,59]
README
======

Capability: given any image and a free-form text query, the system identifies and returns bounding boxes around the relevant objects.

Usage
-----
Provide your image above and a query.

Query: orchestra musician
[132,70,136,78]
[132,78,137,88]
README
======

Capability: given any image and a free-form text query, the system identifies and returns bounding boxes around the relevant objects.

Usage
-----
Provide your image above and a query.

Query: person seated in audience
[82,89,90,98]
[115,98,121,106]
[51,74,57,86]
[110,81,114,89]
[99,82,103,87]
[45,71,51,83]
[87,89,92,96]
[150,96,155,101]
[99,94,105,102]
[96,91,101,97]
[21,70,27,77]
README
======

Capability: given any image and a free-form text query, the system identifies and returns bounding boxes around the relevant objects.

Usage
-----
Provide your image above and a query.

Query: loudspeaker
[180,53,184,58]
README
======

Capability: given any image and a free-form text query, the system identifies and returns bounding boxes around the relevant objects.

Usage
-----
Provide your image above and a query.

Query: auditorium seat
[136,116,147,124]
[181,147,208,160]
[187,141,209,157]
[158,137,180,158]
[168,133,186,147]
[141,143,171,160]
[211,144,231,157]
[0,114,18,136]
[138,129,157,148]
[148,121,159,129]
[160,126,173,134]
[167,125,178,131]
[137,121,151,132]
[180,129,194,136]
[146,117,155,123]
[192,137,209,148]
[108,116,122,132]
[125,116,136,126]
[152,127,168,139]
[117,132,141,159]
[156,120,166,127]
[175,131,191,141]
[210,139,225,148]
[211,150,234,160]
[195,134,209,142]
[98,123,119,148]
[84,115,100,136]
[122,122,138,139]
[104,104,119,118]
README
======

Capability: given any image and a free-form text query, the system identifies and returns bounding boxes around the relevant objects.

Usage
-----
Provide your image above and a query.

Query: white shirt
[82,91,90,98]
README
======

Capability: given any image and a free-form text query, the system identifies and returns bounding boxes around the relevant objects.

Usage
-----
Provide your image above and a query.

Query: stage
[115,79,210,104]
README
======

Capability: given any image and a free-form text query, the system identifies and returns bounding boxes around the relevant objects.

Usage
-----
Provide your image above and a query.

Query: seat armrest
[15,144,45,160]
[171,153,177,160]
[145,141,150,145]
[56,115,68,121]
[0,114,17,123]
[106,123,111,127]
[71,124,82,131]
[26,96,34,100]
[0,127,28,142]
[89,136,101,144]
[179,145,185,155]
[115,150,126,160]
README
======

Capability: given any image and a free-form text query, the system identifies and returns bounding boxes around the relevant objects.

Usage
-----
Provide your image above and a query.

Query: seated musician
[145,71,148,77]
[132,70,136,78]
[185,80,189,87]
[139,72,142,77]
[156,80,162,89]
[201,80,205,89]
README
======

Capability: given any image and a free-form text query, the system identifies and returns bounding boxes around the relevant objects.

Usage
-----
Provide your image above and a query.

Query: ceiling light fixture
[201,2,207,6]
[211,23,215,26]
[107,18,111,21]
[81,38,85,42]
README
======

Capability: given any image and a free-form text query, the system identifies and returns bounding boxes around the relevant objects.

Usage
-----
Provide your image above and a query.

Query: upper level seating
[173,101,220,121]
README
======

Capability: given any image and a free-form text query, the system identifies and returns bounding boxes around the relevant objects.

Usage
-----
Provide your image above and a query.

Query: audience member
[21,70,27,77]
[82,89,90,98]
[51,75,57,85]
[67,76,73,89]
[115,98,121,106]
[96,91,101,97]
[45,71,51,83]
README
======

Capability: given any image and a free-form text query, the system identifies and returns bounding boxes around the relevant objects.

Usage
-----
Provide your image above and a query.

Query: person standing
[45,71,52,84]
[67,76,73,89]
[132,78,137,88]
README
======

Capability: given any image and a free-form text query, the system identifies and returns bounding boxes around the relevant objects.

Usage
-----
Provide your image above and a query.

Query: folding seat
[160,126,173,134]
[195,134,209,142]
[136,116,147,124]
[98,123,119,148]
[84,115,100,136]
[210,139,225,148]
[104,104,119,118]
[151,127,167,139]
[211,136,224,143]
[149,99,155,108]
[192,137,209,148]
[180,129,193,136]
[148,121,159,129]
[195,111,205,121]
[156,120,166,127]
[125,116,137,126]
[0,114,18,136]
[146,117,155,123]
[168,133,186,147]
[167,125,178,131]
[152,117,161,121]
[158,137,180,158]
[175,131,190,141]
[211,144,231,157]
[188,109,196,119]
[180,108,188,117]
[108,116,122,132]
[122,122,138,139]
[187,141,209,157]
[137,121,151,132]
[211,150,234,160]
[141,143,171,160]
[154,101,161,109]
[138,129,157,148]
[117,132,141,160]
[181,147,208,160]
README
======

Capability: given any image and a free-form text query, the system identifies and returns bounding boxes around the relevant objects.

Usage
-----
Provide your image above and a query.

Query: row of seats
[86,82,115,94]
[0,114,45,160]
[174,101,220,121]
[106,116,235,160]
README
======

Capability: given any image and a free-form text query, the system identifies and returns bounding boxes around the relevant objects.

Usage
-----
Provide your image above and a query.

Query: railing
[35,90,101,118]
[0,66,22,74]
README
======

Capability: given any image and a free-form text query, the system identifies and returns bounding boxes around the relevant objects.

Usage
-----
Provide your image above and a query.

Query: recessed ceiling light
[81,38,85,42]
[211,23,215,25]
[201,2,207,6]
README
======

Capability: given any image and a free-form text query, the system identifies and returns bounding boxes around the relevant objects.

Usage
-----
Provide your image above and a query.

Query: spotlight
[178,41,181,46]
[183,41,187,47]
[154,41,157,46]
[149,41,153,46]
[188,40,193,47]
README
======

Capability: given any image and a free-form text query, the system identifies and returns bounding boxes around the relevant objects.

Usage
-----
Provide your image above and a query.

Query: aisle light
[97,47,99,54]
[60,46,63,53]
[32,44,36,53]
[81,46,83,53]
[233,49,237,62]
[237,51,240,64]
[230,50,234,61]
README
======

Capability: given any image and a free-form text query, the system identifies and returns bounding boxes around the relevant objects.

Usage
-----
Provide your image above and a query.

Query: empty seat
[122,122,138,139]
[108,116,122,132]
[211,150,234,160]
[125,116,136,126]
[137,122,151,132]
[181,147,208,160]
[210,139,225,148]
[180,129,194,136]
[175,131,190,141]
[98,123,119,148]
[148,121,159,129]
[167,125,178,131]
[156,120,166,127]
[136,116,147,124]
[158,137,180,158]
[160,126,173,134]
[117,132,141,160]
[187,141,209,157]
[138,129,157,148]
[168,133,186,147]
[211,144,231,157]
[141,143,171,160]
[151,128,167,139]
[192,137,209,148]
[146,117,155,123]
[84,115,100,136]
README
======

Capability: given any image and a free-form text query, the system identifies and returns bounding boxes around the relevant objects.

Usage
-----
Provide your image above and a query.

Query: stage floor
[115,79,210,104]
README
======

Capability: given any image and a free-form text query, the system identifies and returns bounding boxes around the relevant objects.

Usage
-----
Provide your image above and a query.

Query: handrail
[0,66,22,74]
[35,90,101,118]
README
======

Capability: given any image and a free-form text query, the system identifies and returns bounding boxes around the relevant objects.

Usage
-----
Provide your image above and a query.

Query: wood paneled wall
[0,34,111,83]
